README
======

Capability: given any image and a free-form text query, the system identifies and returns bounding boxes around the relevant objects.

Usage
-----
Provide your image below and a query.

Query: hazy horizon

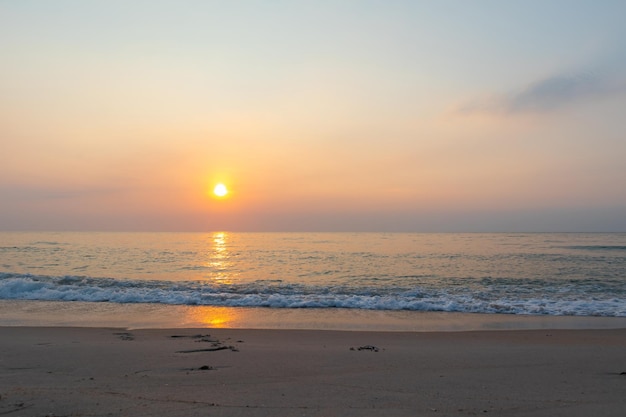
[2,1,625,233]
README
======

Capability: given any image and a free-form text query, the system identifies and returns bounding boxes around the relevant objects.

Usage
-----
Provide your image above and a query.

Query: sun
[213,183,228,197]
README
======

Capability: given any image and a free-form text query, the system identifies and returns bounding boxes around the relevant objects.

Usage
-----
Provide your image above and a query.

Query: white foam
[0,273,624,317]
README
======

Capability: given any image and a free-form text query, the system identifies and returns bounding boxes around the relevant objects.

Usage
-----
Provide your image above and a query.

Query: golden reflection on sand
[185,306,242,328]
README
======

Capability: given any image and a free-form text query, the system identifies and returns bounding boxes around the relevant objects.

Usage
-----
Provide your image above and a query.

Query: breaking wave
[1,272,624,317]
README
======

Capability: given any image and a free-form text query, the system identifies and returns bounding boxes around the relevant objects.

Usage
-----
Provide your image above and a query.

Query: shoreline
[3,300,626,332]
[1,326,626,416]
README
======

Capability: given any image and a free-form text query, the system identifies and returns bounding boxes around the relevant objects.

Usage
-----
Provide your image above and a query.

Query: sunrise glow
[1,2,625,232]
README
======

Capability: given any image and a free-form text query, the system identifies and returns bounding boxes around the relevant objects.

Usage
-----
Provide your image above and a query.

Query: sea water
[1,232,625,330]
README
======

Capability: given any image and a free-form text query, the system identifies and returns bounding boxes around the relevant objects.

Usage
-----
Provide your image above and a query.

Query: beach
[2,233,626,415]
[3,0,626,413]
[1,326,625,416]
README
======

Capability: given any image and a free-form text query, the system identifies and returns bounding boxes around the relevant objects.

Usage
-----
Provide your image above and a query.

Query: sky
[1,0,625,232]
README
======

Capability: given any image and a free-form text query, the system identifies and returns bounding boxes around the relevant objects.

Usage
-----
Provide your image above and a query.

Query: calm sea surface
[1,232,625,325]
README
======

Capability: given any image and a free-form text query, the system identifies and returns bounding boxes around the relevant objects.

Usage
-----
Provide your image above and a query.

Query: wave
[565,245,626,251]
[1,272,624,317]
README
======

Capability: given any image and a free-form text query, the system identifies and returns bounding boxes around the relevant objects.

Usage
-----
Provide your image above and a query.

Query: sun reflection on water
[206,232,234,283]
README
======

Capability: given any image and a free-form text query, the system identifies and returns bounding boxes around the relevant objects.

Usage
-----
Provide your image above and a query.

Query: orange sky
[1,1,625,231]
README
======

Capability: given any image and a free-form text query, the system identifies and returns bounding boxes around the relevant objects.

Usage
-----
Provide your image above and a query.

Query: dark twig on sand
[350,345,380,352]
[177,346,238,353]
[177,346,229,353]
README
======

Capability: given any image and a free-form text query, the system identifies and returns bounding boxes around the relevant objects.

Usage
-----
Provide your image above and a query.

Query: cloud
[460,68,626,115]
[506,71,625,112]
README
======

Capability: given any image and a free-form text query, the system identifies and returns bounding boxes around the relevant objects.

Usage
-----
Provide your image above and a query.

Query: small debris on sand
[170,334,210,339]
[350,345,380,352]
[170,334,219,343]
[171,334,240,353]
[177,345,238,353]
[177,346,229,353]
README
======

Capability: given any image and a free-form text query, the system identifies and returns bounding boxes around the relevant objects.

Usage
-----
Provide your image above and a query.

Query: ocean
[1,232,625,330]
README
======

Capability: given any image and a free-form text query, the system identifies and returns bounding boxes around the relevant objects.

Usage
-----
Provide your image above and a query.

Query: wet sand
[1,326,625,416]
[5,300,626,332]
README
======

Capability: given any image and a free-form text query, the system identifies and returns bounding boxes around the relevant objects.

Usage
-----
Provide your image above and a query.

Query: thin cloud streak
[461,68,626,115]
[0,185,135,201]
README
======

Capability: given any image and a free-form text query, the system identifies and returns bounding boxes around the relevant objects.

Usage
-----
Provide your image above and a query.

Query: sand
[1,327,625,416]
